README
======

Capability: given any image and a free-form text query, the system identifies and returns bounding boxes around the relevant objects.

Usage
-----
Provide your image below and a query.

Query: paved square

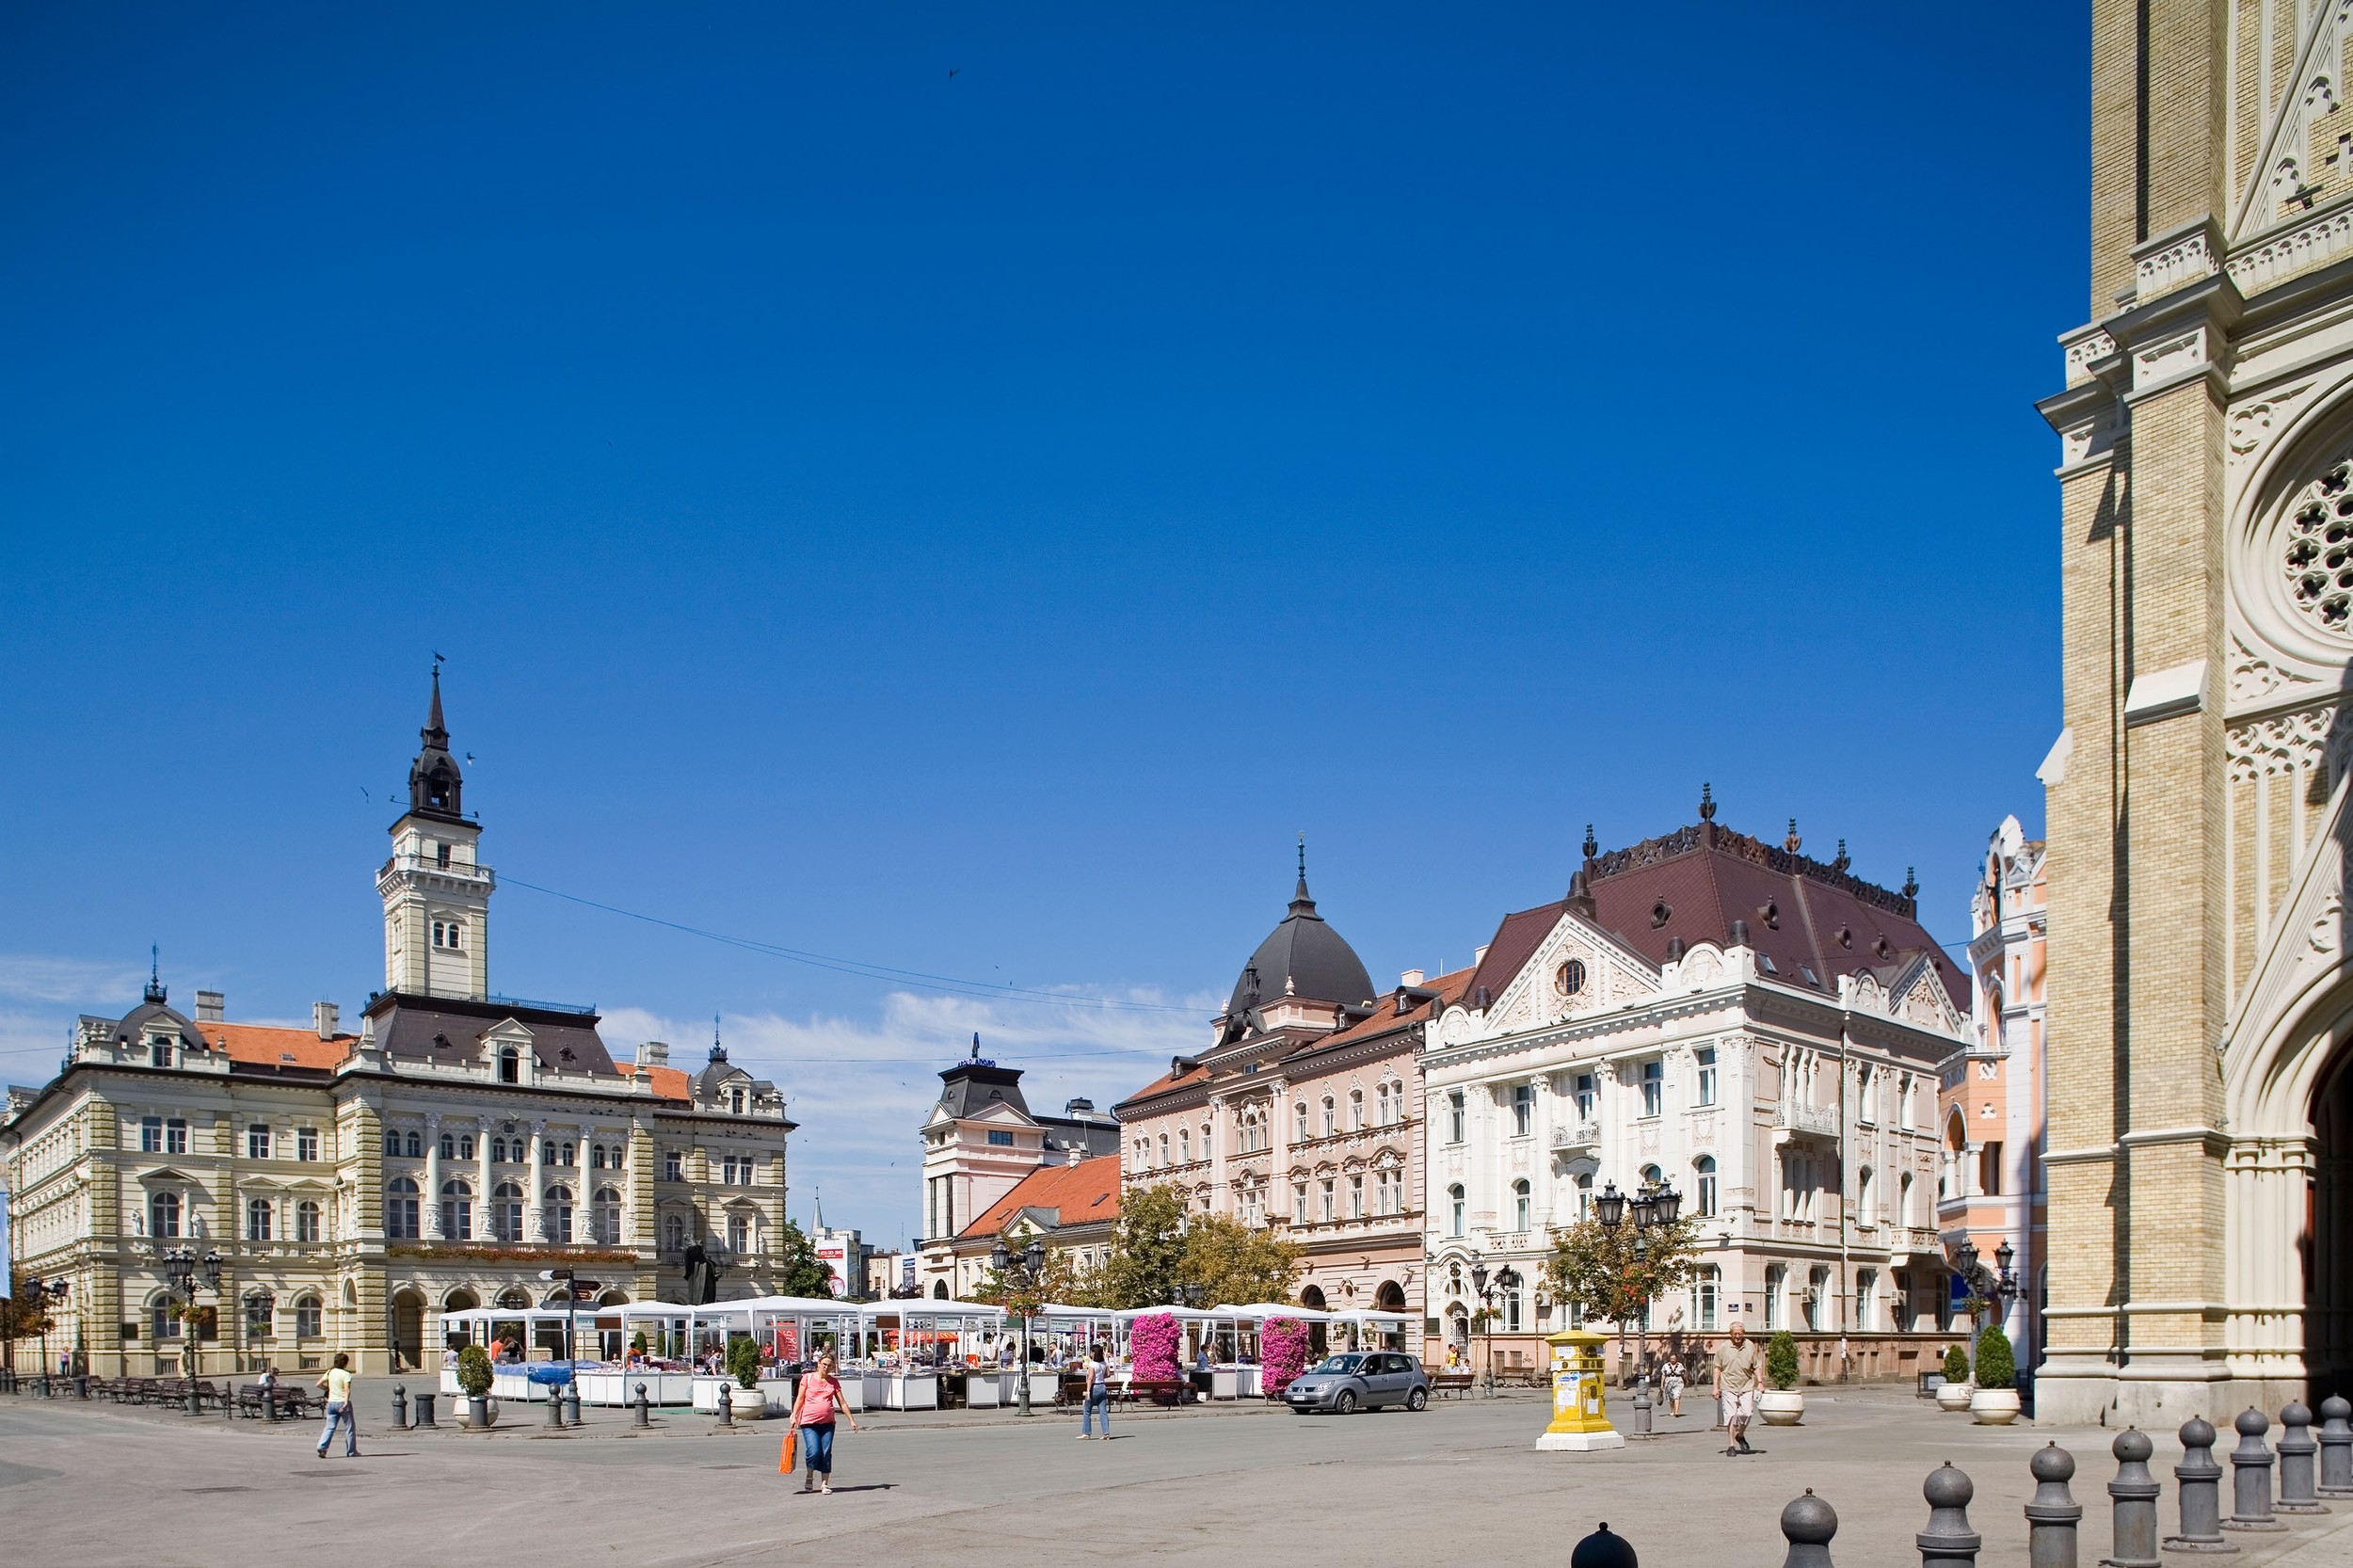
[4,1384,2348,1567]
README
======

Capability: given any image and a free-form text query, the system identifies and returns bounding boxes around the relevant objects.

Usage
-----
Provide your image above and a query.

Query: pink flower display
[1260,1317,1311,1395]
[1129,1311,1181,1382]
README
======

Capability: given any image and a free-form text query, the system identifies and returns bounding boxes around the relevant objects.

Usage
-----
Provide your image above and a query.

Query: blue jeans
[801,1420,836,1476]
[1081,1388,1110,1436]
[316,1400,357,1455]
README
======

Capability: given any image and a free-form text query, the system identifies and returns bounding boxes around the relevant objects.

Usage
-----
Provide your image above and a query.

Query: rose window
[2284,460,2353,631]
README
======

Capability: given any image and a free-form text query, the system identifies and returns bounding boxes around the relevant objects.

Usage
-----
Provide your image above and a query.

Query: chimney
[312,1000,340,1039]
[636,1040,670,1068]
[195,990,225,1023]
[1729,919,1751,948]
[1064,1096,1096,1119]
[1401,968,1425,988]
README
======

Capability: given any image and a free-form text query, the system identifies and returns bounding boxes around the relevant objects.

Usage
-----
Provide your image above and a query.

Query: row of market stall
[435,1297,1413,1410]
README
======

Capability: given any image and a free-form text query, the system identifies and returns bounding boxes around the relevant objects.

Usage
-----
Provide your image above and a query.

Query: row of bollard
[388,1385,438,1429]
[1567,1395,2352,1568]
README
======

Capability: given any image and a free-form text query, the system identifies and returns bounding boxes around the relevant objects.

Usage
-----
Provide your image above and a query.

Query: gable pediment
[1487,910,1662,1036]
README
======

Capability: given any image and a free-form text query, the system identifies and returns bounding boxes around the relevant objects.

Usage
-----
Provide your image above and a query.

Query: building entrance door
[2312,1047,2353,1402]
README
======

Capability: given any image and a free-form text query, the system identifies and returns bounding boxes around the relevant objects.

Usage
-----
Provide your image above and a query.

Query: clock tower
[376,669,492,1000]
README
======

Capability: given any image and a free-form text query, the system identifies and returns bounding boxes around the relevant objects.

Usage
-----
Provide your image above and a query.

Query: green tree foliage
[727,1334,762,1390]
[1943,1344,1970,1384]
[456,1341,494,1397]
[1180,1213,1299,1308]
[972,1238,1113,1317]
[1767,1330,1801,1390]
[1973,1324,2015,1390]
[1541,1214,1703,1328]
[770,1217,837,1300]
[1101,1183,1192,1309]
[0,1272,57,1341]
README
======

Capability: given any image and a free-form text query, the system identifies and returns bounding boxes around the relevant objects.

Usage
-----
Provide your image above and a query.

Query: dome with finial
[407,664,466,822]
[1223,838,1373,1026]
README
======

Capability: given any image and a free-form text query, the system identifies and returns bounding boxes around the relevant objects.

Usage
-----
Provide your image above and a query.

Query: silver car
[1283,1352,1429,1414]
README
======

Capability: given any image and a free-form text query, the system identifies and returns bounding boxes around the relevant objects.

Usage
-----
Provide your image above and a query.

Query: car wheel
[1335,1389,1358,1415]
[1407,1387,1428,1412]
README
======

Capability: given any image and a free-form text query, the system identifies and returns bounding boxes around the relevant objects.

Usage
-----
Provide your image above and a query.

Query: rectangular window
[141,1116,163,1153]
[1898,1076,1915,1130]
[166,1118,187,1155]
[1696,1047,1717,1107]
[247,1125,271,1160]
[664,1150,683,1182]
[1699,1270,1720,1331]
[1979,1142,2004,1197]
[296,1127,319,1161]
[148,1036,172,1069]
[1512,1083,1534,1137]
[296,1298,321,1337]
[1640,1061,1664,1118]
[985,1129,1016,1147]
[1349,1174,1364,1219]
[1320,1178,1336,1223]
[1574,1073,1596,1123]
[1447,1090,1465,1144]
[1292,1183,1308,1226]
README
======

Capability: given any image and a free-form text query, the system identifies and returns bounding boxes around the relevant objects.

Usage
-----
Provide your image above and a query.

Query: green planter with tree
[1756,1330,1806,1427]
[726,1335,768,1416]
[1967,1325,2021,1424]
[456,1342,497,1428]
[1935,1342,1973,1411]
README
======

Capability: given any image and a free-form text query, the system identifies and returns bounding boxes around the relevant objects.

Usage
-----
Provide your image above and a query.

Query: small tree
[1766,1330,1801,1391]
[727,1334,762,1390]
[1942,1344,1970,1385]
[1544,1213,1703,1372]
[0,1271,56,1342]
[1101,1184,1191,1310]
[1973,1324,2015,1390]
[456,1342,494,1398]
[771,1218,837,1299]
[1181,1213,1300,1308]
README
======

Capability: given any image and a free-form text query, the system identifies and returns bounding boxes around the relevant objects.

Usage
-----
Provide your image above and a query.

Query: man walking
[1711,1321,1762,1457]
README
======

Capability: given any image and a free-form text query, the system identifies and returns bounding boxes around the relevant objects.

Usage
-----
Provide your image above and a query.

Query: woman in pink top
[789,1352,859,1494]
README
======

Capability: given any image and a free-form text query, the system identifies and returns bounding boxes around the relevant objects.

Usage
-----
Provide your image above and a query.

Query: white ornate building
[1418,801,1967,1381]
[2,679,794,1378]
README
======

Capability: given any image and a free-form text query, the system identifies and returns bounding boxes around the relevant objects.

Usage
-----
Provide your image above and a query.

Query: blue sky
[0,3,2087,1243]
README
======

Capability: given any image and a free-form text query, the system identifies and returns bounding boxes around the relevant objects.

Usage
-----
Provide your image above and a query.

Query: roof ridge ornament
[1292,831,1314,911]
[145,943,166,1005]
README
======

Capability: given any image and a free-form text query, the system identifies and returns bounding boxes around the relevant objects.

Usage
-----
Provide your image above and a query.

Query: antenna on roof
[1698,782,1716,822]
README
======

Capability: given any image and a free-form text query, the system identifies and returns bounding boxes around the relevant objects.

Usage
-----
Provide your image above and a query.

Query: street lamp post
[162,1247,222,1412]
[1950,1238,2020,1380]
[1593,1176,1682,1411]
[1467,1260,1522,1397]
[24,1277,71,1395]
[987,1236,1048,1417]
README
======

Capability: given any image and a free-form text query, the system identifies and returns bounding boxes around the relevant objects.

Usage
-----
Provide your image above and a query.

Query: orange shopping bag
[779,1425,797,1474]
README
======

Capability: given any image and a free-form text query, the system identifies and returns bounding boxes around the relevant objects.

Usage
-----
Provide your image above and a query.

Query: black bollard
[543,1384,565,1429]
[1919,1463,1982,1568]
[2320,1396,2353,1498]
[415,1391,435,1429]
[2164,1416,2238,1554]
[2275,1402,2326,1513]
[2029,1443,2084,1568]
[1569,1522,1638,1568]
[632,1380,650,1429]
[2221,1408,2283,1532]
[717,1381,733,1427]
[562,1384,582,1428]
[392,1384,408,1431]
[1782,1490,1838,1568]
[2102,1428,2162,1568]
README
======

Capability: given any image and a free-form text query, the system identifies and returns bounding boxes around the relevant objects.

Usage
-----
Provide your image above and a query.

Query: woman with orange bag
[782,1352,858,1494]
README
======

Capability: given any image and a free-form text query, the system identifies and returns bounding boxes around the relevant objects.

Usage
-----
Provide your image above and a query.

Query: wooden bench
[1115,1378,1191,1406]
[1429,1372,1475,1399]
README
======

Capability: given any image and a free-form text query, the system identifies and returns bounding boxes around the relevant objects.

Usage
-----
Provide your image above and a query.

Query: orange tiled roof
[958,1156,1121,1240]
[633,1064,691,1101]
[207,1022,357,1071]
[1318,965,1476,1049]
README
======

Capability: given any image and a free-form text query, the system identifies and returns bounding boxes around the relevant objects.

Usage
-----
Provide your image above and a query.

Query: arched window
[730,1087,746,1115]
[1448,1183,1465,1238]
[664,1214,687,1253]
[1576,1171,1594,1219]
[151,1294,183,1342]
[1158,1133,1169,1166]
[558,1142,574,1167]
[243,1291,274,1341]
[151,1189,182,1239]
[497,1287,531,1310]
[295,1295,322,1337]
[440,1132,456,1160]
[1899,1171,1916,1229]
[1857,1165,1875,1226]
[1178,1128,1191,1163]
[1349,1090,1365,1130]
[247,1196,273,1241]
[594,1186,622,1245]
[489,1136,508,1164]
[386,1176,421,1239]
[440,1179,473,1240]
[405,1130,422,1159]
[498,1046,520,1084]
[546,1185,574,1243]
[1294,1101,1309,1142]
[1513,1178,1531,1232]
[728,1211,753,1253]
[382,1130,397,1158]
[1695,1156,1719,1218]
[296,1199,322,1243]
[458,1133,475,1160]
[590,1144,606,1169]
[492,1181,524,1242]
[1640,1162,1663,1189]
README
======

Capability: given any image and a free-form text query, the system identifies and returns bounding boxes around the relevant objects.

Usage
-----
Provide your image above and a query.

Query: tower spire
[1295,832,1310,901]
[145,944,166,1005]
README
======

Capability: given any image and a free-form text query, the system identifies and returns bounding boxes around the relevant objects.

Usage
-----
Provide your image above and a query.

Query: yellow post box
[1535,1326,1625,1451]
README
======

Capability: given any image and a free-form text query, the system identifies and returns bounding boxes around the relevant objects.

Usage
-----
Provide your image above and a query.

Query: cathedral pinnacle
[1698,783,1716,822]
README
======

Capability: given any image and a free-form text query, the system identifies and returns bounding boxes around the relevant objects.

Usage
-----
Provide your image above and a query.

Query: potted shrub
[1936,1344,1974,1411]
[1967,1326,2020,1424]
[1260,1318,1311,1400]
[456,1342,498,1428]
[726,1336,767,1416]
[1755,1330,1806,1426]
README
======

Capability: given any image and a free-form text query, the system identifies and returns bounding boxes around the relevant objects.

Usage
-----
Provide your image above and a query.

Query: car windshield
[1310,1354,1365,1374]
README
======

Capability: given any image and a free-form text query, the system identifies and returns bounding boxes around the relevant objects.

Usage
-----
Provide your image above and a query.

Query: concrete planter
[1756,1389,1806,1426]
[1968,1387,2020,1425]
[728,1385,769,1418]
[1936,1382,1975,1413]
[459,1394,499,1429]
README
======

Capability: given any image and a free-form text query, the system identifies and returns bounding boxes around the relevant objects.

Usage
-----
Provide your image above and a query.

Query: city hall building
[2,680,793,1377]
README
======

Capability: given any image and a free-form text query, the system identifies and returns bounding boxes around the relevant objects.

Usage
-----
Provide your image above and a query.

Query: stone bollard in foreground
[2276,1402,2326,1514]
[717,1381,733,1427]
[414,1391,435,1429]
[1568,1522,1639,1568]
[2164,1416,2238,1554]
[2222,1408,2284,1532]
[2028,1443,2084,1568]
[544,1385,565,1429]
[391,1384,408,1430]
[562,1384,582,1428]
[1919,1463,1982,1568]
[2320,1396,2353,1498]
[632,1381,650,1429]
[2101,1428,2161,1568]
[1781,1490,1837,1568]
[1627,1385,1652,1437]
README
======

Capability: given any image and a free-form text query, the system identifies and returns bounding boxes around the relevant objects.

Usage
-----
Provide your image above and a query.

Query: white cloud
[603,987,1211,1248]
[0,953,145,1006]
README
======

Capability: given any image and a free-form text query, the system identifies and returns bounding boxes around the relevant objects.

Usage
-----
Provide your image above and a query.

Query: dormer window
[729,1087,746,1115]
[498,1046,520,1084]
[148,1036,173,1069]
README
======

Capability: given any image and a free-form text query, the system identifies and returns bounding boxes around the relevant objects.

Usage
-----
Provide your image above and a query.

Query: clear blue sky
[0,3,2087,1243]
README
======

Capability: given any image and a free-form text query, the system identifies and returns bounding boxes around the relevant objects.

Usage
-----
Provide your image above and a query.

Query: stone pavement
[3,1382,2347,1568]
